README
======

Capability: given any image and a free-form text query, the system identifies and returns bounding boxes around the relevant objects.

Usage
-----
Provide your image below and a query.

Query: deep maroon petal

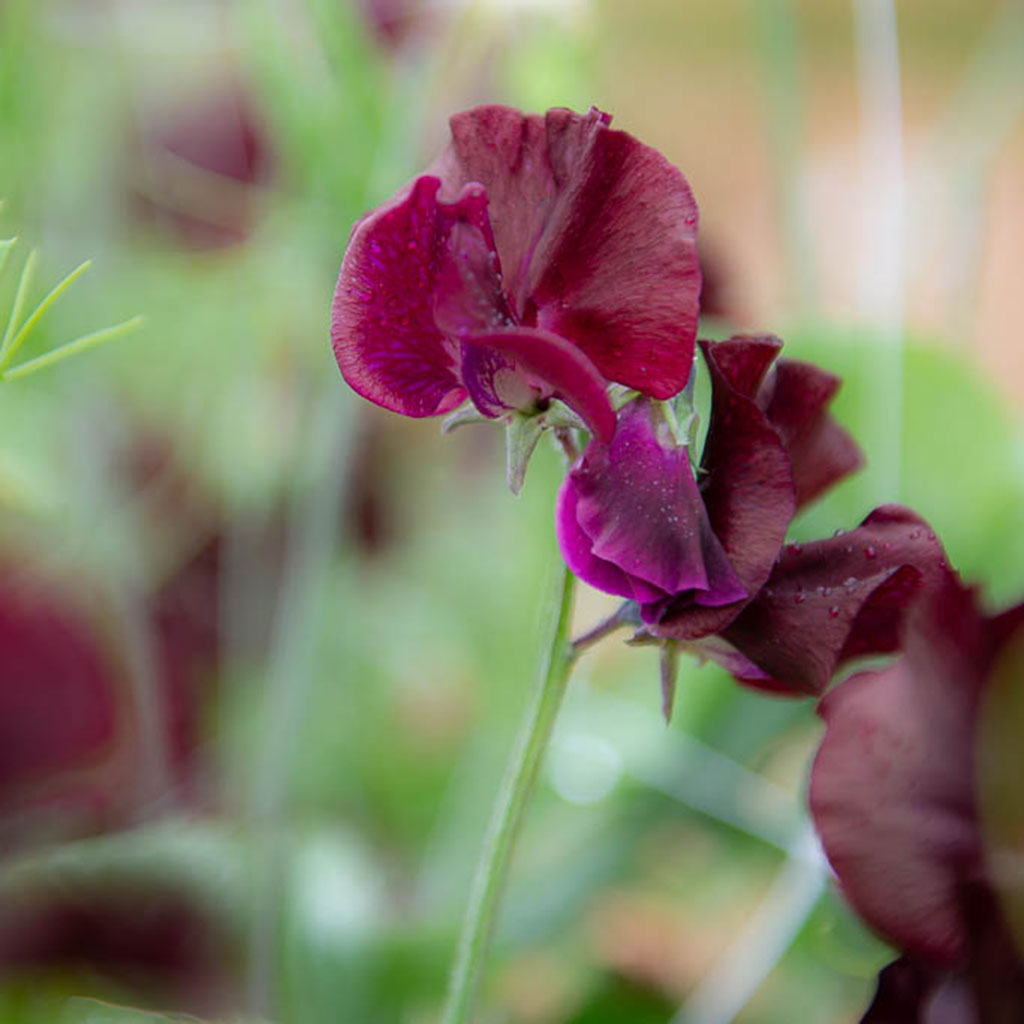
[331,176,497,418]
[809,578,986,964]
[859,957,955,1024]
[652,337,795,641]
[759,358,863,508]
[460,326,616,441]
[720,506,950,695]
[438,105,702,398]
[566,399,745,605]
[437,106,557,302]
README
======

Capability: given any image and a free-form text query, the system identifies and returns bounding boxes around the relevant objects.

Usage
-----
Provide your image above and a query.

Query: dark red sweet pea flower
[559,335,879,690]
[810,580,1024,1022]
[331,105,702,441]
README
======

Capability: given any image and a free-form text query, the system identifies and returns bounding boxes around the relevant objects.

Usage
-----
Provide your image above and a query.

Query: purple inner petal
[460,326,616,440]
[570,399,745,601]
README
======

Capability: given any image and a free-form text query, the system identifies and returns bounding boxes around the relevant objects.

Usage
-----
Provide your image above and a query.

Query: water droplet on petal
[828,605,840,619]
[793,593,806,605]
[864,546,876,559]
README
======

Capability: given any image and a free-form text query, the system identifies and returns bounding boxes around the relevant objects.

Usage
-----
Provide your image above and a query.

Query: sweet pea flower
[810,578,1024,1021]
[331,105,702,449]
[559,334,954,697]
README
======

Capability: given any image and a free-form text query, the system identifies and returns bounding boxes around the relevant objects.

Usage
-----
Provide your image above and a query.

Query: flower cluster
[330,103,1024,1019]
[331,103,948,697]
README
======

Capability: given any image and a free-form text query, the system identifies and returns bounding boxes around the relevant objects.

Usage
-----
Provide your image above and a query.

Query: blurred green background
[1,0,1023,1022]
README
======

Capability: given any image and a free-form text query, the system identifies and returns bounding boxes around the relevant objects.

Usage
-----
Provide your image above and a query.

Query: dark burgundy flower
[810,579,1024,1021]
[557,334,915,693]
[331,105,703,440]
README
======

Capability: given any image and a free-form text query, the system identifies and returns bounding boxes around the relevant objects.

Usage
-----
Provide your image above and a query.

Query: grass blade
[0,258,93,372]
[2,315,144,381]
[0,247,36,358]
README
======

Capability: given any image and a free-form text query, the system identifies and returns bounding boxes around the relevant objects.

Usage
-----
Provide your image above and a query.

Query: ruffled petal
[652,337,795,641]
[528,111,701,398]
[759,358,863,508]
[438,105,702,398]
[331,176,496,417]
[566,399,744,604]
[809,578,987,964]
[719,506,950,695]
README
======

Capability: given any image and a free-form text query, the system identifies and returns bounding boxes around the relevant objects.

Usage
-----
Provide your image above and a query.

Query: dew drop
[789,543,803,555]
[828,605,840,619]
[909,528,921,540]
[833,528,845,537]
[927,532,936,541]
[864,545,876,559]
[843,577,858,588]
[793,593,806,605]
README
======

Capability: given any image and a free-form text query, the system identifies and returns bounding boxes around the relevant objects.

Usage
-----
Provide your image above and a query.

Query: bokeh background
[1,0,1023,1022]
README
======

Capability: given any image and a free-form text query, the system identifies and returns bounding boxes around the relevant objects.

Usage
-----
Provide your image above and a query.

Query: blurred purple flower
[125,79,274,251]
[0,876,238,1015]
[0,567,135,847]
[810,579,1024,1021]
[331,104,703,440]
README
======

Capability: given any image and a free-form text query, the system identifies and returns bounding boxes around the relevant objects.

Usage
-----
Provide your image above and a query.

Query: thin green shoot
[0,258,92,372]
[2,315,145,382]
[0,246,37,359]
[0,236,16,278]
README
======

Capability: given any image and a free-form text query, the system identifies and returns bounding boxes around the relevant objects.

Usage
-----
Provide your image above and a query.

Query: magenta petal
[721,506,950,695]
[556,476,650,601]
[438,105,701,398]
[810,579,987,964]
[569,399,745,601]
[760,359,863,508]
[460,326,616,440]
[331,176,494,418]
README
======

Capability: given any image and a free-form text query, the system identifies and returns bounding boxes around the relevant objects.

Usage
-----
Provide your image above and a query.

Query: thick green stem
[441,563,578,1024]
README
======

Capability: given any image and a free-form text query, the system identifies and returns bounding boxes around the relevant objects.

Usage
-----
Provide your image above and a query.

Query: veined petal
[460,326,616,441]
[567,399,744,601]
[438,105,701,398]
[331,176,496,418]
[721,506,951,695]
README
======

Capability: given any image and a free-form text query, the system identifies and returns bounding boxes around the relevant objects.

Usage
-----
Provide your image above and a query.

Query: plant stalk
[441,562,578,1024]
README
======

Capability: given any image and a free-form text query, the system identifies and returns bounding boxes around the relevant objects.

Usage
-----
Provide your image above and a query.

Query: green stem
[441,562,578,1024]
